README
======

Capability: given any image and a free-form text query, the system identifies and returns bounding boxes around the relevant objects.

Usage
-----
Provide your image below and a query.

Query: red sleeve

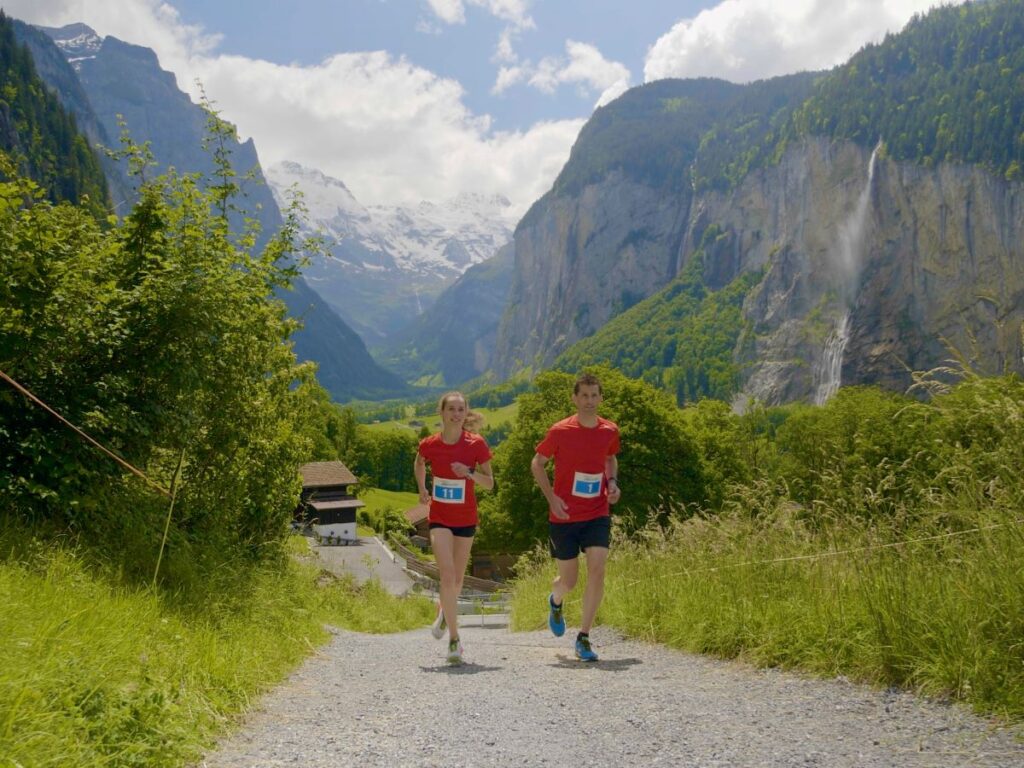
[608,429,620,456]
[476,436,492,464]
[535,427,558,458]
[418,436,432,459]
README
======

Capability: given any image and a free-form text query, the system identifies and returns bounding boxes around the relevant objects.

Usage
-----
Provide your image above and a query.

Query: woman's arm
[467,459,495,491]
[414,452,430,505]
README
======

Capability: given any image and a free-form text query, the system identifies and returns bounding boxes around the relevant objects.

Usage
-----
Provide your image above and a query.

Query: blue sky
[162,0,709,132]
[5,0,943,217]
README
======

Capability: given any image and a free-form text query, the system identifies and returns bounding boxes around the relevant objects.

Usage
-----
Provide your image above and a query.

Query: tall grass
[511,498,1024,720]
[0,529,433,768]
[511,375,1024,721]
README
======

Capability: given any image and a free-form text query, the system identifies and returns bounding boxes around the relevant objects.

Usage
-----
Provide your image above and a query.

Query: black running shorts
[548,516,611,560]
[429,522,477,538]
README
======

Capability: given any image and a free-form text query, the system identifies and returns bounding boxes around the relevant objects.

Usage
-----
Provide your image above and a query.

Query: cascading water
[813,143,880,405]
[814,312,850,405]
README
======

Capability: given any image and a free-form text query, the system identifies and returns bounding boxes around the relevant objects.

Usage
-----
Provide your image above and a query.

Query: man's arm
[605,454,620,505]
[531,452,569,520]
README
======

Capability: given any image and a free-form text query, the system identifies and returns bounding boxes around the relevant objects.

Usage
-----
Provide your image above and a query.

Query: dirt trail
[199,624,1023,768]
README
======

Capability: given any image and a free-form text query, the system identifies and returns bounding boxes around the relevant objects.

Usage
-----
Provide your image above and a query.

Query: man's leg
[579,545,609,634]
[552,556,579,605]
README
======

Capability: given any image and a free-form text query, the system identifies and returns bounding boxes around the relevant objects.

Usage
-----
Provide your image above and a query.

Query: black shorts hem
[429,522,477,538]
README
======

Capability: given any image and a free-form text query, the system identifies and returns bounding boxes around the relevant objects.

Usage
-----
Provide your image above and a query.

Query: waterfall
[835,143,880,294]
[815,142,880,404]
[814,312,850,405]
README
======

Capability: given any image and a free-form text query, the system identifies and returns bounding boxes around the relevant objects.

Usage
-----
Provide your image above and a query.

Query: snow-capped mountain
[266,160,515,344]
[40,23,102,67]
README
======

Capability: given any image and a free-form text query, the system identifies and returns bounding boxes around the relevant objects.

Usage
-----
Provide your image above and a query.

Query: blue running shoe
[575,634,598,662]
[548,594,565,637]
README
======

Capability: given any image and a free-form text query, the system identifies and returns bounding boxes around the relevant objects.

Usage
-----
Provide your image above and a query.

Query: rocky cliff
[496,134,1024,404]
[699,137,1024,404]
[494,0,1024,405]
[493,172,691,377]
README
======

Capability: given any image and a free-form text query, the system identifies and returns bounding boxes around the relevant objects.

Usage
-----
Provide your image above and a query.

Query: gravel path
[199,624,1023,768]
[312,536,415,596]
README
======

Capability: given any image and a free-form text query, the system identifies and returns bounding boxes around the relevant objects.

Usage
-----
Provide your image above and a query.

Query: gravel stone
[199,625,1024,767]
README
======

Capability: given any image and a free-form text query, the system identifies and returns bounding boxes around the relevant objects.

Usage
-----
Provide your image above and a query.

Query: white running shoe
[446,638,463,665]
[430,603,446,640]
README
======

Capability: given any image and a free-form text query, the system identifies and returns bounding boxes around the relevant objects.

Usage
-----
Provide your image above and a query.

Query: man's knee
[556,572,578,591]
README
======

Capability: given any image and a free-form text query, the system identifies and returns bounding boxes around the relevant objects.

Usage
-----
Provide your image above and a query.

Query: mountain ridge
[24,19,407,402]
[492,0,1024,405]
[265,159,514,345]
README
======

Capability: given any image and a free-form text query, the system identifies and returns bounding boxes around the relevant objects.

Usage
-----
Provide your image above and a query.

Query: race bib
[572,471,603,498]
[432,477,466,504]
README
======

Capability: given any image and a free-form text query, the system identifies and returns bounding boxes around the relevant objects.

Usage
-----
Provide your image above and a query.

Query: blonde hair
[438,391,484,433]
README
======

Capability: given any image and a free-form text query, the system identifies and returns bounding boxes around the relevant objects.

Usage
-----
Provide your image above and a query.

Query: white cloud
[424,0,534,29]
[424,0,466,25]
[2,0,218,89]
[196,50,581,217]
[2,0,579,218]
[644,0,944,83]
[494,26,519,64]
[524,40,631,108]
[493,65,526,94]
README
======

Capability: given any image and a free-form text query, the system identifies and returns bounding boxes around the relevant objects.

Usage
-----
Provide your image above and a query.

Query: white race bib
[571,471,603,498]
[432,477,466,504]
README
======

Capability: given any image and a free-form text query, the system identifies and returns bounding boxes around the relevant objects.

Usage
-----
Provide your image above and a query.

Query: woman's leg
[431,527,460,640]
[451,534,475,607]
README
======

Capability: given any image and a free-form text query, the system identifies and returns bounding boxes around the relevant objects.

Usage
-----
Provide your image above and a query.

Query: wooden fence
[388,536,506,594]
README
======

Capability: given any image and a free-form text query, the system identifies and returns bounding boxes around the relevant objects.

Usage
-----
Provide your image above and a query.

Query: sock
[577,632,589,641]
[550,594,562,608]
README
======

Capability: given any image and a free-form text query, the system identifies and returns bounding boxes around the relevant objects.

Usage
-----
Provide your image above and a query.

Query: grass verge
[0,529,432,768]
[510,505,1024,722]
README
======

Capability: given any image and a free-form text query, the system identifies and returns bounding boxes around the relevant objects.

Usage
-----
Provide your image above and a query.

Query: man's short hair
[574,373,602,394]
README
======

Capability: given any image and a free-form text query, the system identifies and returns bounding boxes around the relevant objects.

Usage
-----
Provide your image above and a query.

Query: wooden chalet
[296,461,364,544]
[405,503,430,548]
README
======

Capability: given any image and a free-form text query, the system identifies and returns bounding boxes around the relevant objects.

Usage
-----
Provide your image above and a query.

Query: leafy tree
[0,102,323,586]
[351,428,419,493]
[556,242,760,406]
[477,366,704,553]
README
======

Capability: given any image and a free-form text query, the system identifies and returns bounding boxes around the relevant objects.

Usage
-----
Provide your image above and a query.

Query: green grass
[362,402,519,435]
[510,504,1024,722]
[359,487,420,515]
[0,529,433,768]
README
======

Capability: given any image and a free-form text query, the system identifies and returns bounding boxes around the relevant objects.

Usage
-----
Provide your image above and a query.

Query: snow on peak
[266,160,513,277]
[265,161,368,224]
[42,23,103,59]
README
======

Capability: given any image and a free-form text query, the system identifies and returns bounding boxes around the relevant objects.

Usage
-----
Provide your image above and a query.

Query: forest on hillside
[0,11,108,218]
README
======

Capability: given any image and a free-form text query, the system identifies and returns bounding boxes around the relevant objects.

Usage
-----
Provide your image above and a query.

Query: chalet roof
[309,498,365,511]
[299,461,359,488]
[405,503,429,525]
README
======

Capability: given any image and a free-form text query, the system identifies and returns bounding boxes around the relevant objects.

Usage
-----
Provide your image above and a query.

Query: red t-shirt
[535,415,620,523]
[418,431,492,526]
